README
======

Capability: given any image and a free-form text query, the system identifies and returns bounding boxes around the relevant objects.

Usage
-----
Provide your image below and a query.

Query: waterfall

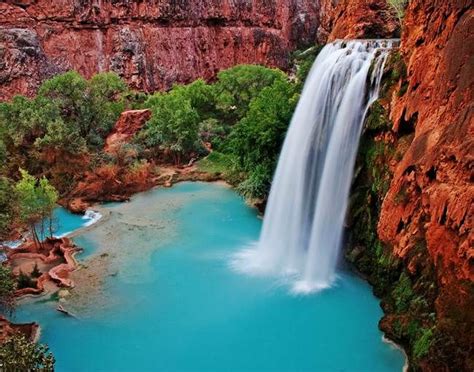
[232,39,397,293]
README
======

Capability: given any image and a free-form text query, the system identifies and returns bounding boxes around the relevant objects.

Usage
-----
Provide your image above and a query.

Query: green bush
[388,0,408,23]
[236,165,272,200]
[0,334,55,371]
[30,263,42,279]
[0,264,16,313]
[0,177,15,238]
[17,271,36,290]
[225,78,298,198]
[392,272,414,312]
[413,327,434,359]
[213,65,288,124]
[141,89,200,165]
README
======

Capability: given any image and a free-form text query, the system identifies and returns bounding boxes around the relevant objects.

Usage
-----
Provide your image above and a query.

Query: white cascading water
[232,39,397,293]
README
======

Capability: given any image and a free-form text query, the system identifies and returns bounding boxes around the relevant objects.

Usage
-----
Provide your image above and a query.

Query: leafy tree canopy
[0,334,55,371]
[213,65,287,124]
[0,264,16,314]
[14,169,58,245]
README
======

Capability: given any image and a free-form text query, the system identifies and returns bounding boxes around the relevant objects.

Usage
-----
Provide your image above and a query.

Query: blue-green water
[40,207,101,240]
[1,207,98,255]
[15,182,404,371]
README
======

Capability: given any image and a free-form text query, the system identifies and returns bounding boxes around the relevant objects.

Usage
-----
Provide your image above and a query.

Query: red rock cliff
[380,0,473,289]
[0,0,319,100]
[318,0,398,42]
[376,0,473,369]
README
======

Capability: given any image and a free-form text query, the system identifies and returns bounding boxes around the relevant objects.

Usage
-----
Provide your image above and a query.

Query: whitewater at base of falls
[232,39,397,294]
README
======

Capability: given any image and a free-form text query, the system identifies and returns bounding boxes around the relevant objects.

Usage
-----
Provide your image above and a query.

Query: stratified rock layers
[0,0,319,100]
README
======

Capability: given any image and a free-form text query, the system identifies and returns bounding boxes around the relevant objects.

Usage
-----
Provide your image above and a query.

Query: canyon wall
[320,0,398,42]
[0,0,319,101]
[381,0,473,295]
[339,0,472,369]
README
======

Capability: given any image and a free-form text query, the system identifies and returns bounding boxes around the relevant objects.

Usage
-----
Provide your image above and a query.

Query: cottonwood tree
[14,170,58,248]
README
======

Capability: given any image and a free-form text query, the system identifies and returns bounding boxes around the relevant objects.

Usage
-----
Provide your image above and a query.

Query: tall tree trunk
[30,224,40,250]
[49,213,54,238]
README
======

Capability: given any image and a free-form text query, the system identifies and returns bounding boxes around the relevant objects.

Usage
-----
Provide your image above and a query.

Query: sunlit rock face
[377,1,473,369]
[0,0,319,100]
[317,0,398,42]
[105,109,151,153]
[380,0,473,291]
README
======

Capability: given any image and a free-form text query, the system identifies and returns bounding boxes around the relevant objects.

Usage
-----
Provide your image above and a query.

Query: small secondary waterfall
[233,40,396,293]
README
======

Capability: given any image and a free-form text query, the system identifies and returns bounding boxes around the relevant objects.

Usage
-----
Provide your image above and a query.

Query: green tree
[171,79,215,118]
[88,72,128,145]
[38,71,127,148]
[0,96,51,177]
[38,71,89,137]
[142,89,201,165]
[0,264,16,314]
[0,334,55,371]
[227,78,298,198]
[213,65,288,124]
[0,177,15,239]
[14,170,58,247]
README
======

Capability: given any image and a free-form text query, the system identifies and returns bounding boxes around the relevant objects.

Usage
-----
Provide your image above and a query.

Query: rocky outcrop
[105,109,151,153]
[0,0,319,100]
[318,0,398,42]
[0,316,39,344]
[371,0,473,369]
[7,237,81,296]
[380,0,473,307]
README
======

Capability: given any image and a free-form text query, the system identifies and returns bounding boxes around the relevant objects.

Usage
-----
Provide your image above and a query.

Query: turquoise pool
[15,182,405,371]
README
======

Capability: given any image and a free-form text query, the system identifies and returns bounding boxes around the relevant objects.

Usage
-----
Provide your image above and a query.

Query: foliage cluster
[140,65,299,199]
[290,45,323,87]
[0,72,127,165]
[0,334,55,371]
[14,169,58,247]
[0,265,16,314]
[387,0,408,23]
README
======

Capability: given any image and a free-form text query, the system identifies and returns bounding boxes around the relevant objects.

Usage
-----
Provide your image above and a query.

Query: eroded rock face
[0,316,39,343]
[318,0,398,42]
[0,0,319,100]
[377,0,473,368]
[104,109,151,153]
[380,0,473,289]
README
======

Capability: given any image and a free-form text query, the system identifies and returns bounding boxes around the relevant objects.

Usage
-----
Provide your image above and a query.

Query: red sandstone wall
[320,0,398,42]
[0,0,319,100]
[379,0,473,288]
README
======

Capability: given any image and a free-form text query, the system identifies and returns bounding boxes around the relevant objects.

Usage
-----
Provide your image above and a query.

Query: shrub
[30,263,42,279]
[17,271,36,290]
[413,328,434,359]
[387,0,408,23]
[0,334,55,371]
[0,265,16,313]
[392,272,414,312]
[236,165,272,200]
[213,65,288,124]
